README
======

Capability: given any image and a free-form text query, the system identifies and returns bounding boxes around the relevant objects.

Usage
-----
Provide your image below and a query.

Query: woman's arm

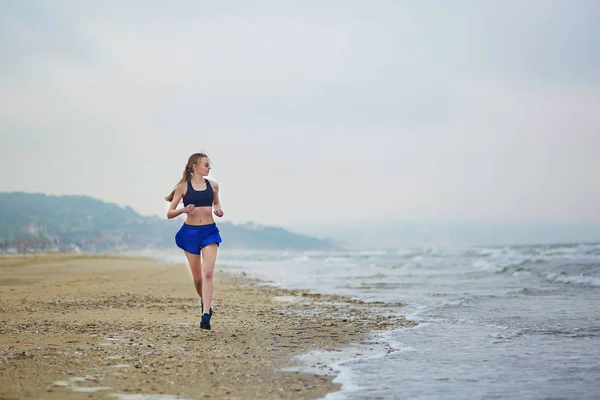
[211,180,224,217]
[167,184,193,219]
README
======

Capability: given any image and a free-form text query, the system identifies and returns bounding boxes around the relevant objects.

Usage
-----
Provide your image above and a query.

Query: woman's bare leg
[200,244,218,315]
[184,251,202,300]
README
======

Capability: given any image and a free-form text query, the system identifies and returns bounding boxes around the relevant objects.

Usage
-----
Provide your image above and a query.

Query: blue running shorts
[175,223,222,255]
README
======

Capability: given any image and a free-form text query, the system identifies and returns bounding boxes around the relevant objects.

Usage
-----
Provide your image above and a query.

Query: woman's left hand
[213,207,224,217]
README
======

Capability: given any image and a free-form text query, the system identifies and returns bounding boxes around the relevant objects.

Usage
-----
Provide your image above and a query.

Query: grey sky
[1,0,599,227]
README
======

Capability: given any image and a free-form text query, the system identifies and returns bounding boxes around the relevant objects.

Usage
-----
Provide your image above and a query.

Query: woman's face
[194,157,211,177]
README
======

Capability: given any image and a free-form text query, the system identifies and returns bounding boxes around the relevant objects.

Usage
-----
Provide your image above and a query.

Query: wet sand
[0,254,416,399]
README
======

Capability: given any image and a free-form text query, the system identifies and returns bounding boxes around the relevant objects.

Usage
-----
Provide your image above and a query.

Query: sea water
[165,243,600,399]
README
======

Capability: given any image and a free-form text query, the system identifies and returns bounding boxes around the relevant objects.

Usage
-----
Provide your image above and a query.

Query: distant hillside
[0,192,335,252]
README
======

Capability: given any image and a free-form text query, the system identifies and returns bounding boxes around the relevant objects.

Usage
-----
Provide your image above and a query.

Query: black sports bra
[182,179,214,207]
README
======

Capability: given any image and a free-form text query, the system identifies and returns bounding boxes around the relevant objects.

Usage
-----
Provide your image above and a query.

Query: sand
[0,254,416,399]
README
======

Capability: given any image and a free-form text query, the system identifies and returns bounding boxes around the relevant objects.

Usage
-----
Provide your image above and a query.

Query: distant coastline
[0,192,336,253]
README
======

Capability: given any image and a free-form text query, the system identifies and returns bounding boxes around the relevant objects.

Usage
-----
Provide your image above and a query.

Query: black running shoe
[200,301,213,317]
[200,313,211,330]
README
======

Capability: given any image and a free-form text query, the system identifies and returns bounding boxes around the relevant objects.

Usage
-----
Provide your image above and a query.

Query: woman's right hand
[183,204,195,214]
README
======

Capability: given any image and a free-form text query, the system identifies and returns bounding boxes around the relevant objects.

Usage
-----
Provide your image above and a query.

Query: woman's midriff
[184,206,215,226]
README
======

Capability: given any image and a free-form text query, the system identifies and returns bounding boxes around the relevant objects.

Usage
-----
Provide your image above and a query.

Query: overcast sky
[1,0,599,227]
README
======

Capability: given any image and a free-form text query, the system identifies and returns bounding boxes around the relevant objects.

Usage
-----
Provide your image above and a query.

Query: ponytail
[165,152,207,202]
[165,167,191,202]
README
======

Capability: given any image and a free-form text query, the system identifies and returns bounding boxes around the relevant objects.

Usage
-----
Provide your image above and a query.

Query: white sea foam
[284,328,420,400]
[71,387,112,392]
[471,259,499,272]
[546,272,600,287]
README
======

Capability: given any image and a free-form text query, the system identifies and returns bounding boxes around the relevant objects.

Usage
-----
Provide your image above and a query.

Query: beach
[0,254,415,400]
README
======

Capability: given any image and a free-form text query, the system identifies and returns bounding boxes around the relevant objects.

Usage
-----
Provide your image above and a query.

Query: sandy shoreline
[0,254,416,399]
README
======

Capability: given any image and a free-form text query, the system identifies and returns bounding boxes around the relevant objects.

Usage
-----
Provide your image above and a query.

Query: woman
[166,152,224,330]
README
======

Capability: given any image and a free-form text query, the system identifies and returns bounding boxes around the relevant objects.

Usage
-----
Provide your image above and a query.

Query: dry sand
[0,254,416,400]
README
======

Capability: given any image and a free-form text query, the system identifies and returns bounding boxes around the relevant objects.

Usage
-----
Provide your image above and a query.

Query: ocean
[167,242,600,399]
